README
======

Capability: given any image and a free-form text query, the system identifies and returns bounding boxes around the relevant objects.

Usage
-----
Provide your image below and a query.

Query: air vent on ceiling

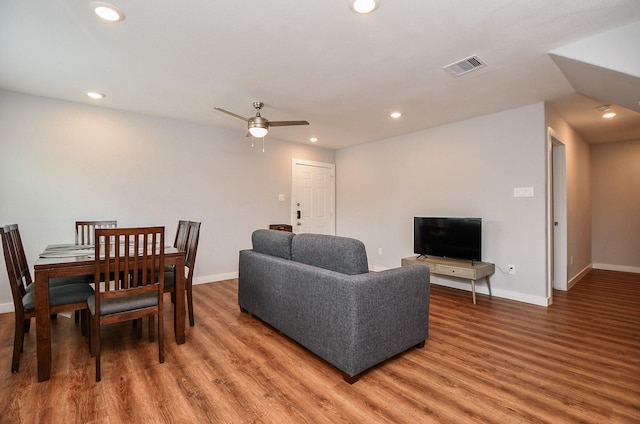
[443,55,487,77]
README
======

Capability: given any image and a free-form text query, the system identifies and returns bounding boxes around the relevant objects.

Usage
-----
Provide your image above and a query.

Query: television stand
[401,255,495,304]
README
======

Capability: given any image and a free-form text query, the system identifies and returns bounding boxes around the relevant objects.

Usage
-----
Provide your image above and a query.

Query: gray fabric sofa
[238,229,430,383]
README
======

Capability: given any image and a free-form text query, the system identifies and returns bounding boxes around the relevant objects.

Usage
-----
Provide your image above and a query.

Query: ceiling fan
[214,101,309,138]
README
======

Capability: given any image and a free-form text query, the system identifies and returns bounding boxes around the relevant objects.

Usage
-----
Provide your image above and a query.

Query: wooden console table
[401,255,495,304]
[269,224,293,232]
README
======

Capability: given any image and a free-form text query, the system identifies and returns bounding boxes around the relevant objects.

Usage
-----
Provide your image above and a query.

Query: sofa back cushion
[291,233,369,275]
[252,229,295,260]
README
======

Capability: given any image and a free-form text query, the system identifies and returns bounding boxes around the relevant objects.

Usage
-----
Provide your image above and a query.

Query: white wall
[0,90,334,311]
[591,139,640,272]
[336,103,549,305]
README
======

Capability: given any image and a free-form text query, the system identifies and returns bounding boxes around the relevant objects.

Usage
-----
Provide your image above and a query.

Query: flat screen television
[414,217,482,262]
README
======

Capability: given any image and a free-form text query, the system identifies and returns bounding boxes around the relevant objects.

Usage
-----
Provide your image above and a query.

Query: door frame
[291,158,336,235]
[546,127,568,304]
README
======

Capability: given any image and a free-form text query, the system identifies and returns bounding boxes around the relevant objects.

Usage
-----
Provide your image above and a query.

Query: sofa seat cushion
[291,233,369,275]
[252,229,295,260]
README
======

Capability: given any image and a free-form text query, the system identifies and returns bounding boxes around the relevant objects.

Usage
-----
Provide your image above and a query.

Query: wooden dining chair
[3,222,94,292]
[164,221,201,326]
[75,220,117,245]
[87,227,165,382]
[71,220,116,322]
[1,224,95,373]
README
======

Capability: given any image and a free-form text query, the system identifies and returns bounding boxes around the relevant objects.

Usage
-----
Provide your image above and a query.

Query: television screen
[414,217,482,262]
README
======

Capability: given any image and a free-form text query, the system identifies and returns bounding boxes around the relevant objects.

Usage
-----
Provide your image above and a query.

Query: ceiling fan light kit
[215,101,309,143]
[248,124,268,138]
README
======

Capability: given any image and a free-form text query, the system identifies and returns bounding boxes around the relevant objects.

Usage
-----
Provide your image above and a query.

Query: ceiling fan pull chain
[262,137,265,153]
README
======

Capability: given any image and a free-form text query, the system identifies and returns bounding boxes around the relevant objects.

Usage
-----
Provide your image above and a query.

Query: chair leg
[135,318,143,339]
[92,317,101,382]
[148,316,155,342]
[80,310,88,337]
[23,318,31,333]
[88,314,94,357]
[95,346,101,382]
[158,311,164,364]
[187,283,195,326]
[12,314,25,373]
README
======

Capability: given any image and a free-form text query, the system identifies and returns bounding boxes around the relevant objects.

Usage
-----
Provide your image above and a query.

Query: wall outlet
[378,247,383,255]
[508,264,516,275]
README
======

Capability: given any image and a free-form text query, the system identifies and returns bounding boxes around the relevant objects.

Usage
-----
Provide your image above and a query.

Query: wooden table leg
[35,269,51,381]
[174,254,185,344]
[471,279,477,304]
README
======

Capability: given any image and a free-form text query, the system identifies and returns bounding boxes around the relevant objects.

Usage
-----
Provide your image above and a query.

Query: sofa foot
[415,340,426,348]
[342,372,361,384]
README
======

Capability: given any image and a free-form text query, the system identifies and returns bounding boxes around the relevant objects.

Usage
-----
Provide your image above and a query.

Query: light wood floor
[0,269,638,423]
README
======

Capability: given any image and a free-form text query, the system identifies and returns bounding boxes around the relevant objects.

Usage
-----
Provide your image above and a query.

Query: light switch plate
[514,187,534,197]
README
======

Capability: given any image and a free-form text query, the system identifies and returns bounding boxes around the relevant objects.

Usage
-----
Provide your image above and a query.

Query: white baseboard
[568,265,593,289]
[428,275,549,306]
[193,272,238,285]
[592,263,640,274]
[0,302,13,314]
[370,265,549,306]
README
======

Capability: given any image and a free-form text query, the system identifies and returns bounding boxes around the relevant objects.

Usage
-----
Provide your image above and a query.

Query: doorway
[291,159,335,235]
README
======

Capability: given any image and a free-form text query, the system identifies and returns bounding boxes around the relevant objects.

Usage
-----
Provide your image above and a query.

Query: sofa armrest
[345,265,430,375]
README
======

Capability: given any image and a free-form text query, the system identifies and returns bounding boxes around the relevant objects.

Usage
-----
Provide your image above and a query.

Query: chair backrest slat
[75,220,117,245]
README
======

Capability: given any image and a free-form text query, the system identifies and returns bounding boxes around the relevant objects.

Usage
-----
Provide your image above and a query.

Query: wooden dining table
[33,243,186,382]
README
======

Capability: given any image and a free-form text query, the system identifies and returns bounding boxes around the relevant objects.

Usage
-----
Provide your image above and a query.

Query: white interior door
[552,142,568,291]
[291,159,335,235]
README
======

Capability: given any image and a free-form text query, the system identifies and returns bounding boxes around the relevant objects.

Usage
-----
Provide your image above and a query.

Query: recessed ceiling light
[350,0,378,14]
[309,137,318,143]
[85,91,106,100]
[596,105,616,118]
[390,111,402,119]
[90,1,125,22]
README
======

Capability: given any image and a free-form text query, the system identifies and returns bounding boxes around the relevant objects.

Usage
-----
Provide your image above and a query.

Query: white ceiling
[1,0,639,150]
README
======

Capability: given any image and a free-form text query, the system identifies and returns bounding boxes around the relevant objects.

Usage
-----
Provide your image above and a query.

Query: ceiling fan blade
[214,107,249,121]
[268,120,310,127]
